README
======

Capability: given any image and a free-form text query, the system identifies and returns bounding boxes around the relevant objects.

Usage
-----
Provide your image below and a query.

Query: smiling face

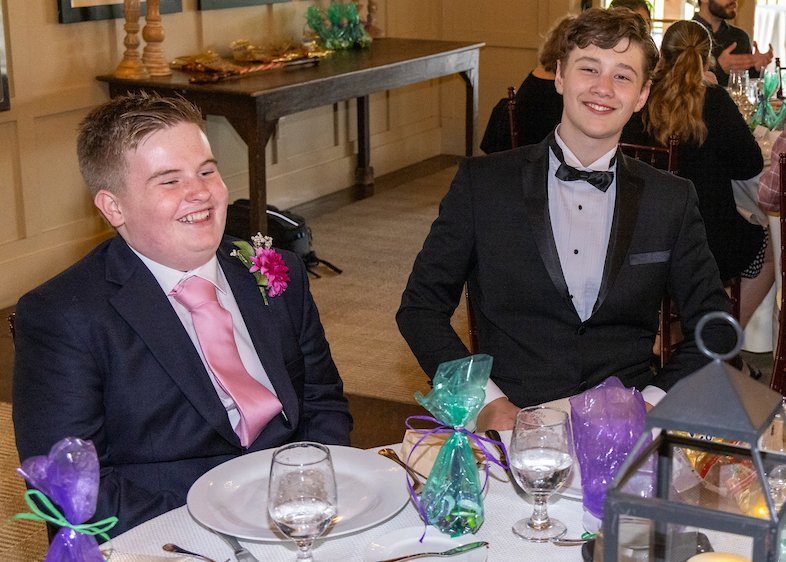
[555,40,651,165]
[94,122,228,271]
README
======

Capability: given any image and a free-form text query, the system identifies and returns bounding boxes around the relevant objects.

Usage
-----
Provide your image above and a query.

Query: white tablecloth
[109,456,591,561]
[108,447,751,560]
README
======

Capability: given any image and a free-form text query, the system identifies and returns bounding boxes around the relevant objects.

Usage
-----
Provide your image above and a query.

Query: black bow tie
[550,140,616,192]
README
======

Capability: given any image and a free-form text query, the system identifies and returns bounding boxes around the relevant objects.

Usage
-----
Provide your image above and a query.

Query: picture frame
[198,0,288,10]
[58,0,183,24]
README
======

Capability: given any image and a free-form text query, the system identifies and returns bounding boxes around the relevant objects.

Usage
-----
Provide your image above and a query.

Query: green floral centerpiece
[306,2,372,50]
[750,70,786,131]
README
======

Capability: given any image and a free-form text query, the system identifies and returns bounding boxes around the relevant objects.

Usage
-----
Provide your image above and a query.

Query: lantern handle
[695,311,743,361]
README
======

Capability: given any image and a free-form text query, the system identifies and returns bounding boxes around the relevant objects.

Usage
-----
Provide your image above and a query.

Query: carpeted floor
[305,164,470,405]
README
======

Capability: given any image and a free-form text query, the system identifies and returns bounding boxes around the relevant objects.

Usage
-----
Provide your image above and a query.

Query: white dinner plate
[364,526,488,562]
[498,429,582,500]
[187,445,409,541]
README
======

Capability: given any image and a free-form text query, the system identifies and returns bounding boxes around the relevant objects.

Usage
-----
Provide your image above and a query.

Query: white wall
[0,0,573,308]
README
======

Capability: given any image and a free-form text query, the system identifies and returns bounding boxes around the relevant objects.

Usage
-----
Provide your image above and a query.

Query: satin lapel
[594,152,643,314]
[218,243,297,421]
[105,237,239,445]
[521,139,574,312]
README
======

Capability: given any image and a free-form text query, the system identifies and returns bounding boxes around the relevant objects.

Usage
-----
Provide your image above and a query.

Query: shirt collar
[554,126,618,172]
[130,247,226,296]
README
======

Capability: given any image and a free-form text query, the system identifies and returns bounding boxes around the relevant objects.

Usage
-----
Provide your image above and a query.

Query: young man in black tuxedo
[397,8,733,432]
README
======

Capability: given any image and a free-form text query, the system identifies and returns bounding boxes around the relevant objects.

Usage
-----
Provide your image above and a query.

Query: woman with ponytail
[622,19,768,327]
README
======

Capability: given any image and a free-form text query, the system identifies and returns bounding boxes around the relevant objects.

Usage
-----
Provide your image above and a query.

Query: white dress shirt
[132,249,278,431]
[484,128,665,407]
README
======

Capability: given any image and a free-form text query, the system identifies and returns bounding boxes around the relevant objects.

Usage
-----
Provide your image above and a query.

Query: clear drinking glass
[509,406,574,541]
[268,442,338,561]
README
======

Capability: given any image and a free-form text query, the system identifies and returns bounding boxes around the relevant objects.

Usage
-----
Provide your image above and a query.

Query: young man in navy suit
[13,94,352,536]
[397,8,734,432]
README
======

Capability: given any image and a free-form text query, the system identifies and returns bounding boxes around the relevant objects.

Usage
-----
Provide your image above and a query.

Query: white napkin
[102,550,200,562]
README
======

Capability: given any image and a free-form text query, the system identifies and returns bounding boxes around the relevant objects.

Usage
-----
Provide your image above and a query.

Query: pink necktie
[171,276,282,447]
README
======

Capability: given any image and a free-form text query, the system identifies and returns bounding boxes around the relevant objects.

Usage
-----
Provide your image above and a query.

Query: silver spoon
[379,540,489,562]
[162,543,226,562]
[377,448,426,493]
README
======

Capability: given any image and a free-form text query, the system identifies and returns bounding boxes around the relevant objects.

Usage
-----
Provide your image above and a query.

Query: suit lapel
[521,136,575,313]
[105,237,239,445]
[217,242,298,424]
[593,152,643,314]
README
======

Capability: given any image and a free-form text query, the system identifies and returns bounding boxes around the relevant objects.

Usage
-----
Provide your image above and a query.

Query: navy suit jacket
[397,134,734,407]
[13,236,351,536]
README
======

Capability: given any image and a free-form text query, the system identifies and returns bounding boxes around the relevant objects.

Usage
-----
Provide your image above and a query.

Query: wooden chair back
[619,137,682,368]
[506,86,518,149]
[771,153,786,395]
[466,86,517,353]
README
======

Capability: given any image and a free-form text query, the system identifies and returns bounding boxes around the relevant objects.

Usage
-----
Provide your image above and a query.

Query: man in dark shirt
[693,0,772,86]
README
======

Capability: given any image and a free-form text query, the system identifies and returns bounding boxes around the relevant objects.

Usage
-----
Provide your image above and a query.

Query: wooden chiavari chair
[770,153,786,395]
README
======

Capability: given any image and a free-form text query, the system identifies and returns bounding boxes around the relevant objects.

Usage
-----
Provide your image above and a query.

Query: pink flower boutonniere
[231,233,290,305]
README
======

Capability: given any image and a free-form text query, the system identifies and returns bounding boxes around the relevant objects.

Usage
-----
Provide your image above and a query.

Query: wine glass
[508,406,574,542]
[268,442,338,561]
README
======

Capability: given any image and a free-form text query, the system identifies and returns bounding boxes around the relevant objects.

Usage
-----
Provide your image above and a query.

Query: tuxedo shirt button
[578,380,588,391]
[576,325,586,335]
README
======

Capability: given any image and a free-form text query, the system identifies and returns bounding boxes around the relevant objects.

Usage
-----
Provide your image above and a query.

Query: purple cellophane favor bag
[16,437,105,562]
[569,377,647,519]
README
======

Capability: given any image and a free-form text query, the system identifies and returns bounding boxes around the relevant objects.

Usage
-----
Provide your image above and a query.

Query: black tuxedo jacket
[397,134,733,407]
[13,236,351,536]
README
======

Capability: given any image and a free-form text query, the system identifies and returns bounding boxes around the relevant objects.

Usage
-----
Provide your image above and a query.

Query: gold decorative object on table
[142,0,171,76]
[114,0,149,79]
[170,42,329,84]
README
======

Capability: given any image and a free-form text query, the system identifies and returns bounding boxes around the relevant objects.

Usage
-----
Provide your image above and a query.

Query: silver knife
[213,531,260,562]
[484,429,511,480]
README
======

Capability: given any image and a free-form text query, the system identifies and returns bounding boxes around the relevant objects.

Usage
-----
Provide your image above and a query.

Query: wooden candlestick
[366,0,383,37]
[114,0,149,79]
[142,0,171,76]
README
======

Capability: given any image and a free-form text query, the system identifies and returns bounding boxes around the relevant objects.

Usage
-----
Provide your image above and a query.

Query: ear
[634,79,652,113]
[555,59,564,95]
[94,190,125,228]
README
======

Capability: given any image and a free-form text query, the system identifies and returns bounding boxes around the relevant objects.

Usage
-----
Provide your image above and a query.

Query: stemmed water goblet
[508,406,574,542]
[268,442,338,561]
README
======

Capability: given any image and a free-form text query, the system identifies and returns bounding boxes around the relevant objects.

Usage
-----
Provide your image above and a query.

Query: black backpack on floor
[225,199,342,278]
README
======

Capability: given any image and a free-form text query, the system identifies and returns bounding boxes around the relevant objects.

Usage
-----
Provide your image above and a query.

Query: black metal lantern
[602,312,786,561]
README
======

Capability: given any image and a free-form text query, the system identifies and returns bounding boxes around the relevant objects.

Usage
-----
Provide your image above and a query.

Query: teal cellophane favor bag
[407,354,503,537]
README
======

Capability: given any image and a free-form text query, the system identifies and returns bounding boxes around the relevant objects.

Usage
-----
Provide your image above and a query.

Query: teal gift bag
[406,354,505,536]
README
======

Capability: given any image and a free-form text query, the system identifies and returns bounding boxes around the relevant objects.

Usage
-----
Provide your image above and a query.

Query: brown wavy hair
[642,20,711,146]
[539,15,576,74]
[561,7,659,81]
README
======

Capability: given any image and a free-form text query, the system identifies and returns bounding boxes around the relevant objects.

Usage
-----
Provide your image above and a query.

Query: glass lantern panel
[603,518,754,561]
[616,440,777,519]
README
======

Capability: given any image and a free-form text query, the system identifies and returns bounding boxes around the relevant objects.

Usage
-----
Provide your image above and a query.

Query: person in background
[398,8,733,432]
[12,93,352,537]
[693,0,773,87]
[480,15,573,153]
[621,20,769,331]
[609,0,652,30]
[758,130,786,216]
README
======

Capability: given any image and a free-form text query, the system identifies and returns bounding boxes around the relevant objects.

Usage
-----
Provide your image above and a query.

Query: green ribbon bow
[12,489,118,543]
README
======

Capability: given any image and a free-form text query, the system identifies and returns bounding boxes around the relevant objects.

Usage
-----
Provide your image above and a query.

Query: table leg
[225,116,277,235]
[355,95,375,198]
[460,65,479,157]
